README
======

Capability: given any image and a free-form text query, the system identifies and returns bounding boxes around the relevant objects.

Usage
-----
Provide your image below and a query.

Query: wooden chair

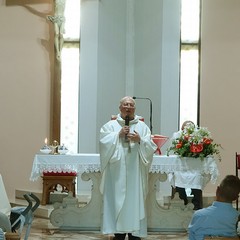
[236,152,240,210]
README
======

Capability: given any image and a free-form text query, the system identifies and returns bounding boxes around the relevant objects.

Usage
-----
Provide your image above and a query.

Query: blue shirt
[188,201,239,240]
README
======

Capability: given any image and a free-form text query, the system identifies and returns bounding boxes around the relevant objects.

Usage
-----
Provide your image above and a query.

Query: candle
[40,137,51,153]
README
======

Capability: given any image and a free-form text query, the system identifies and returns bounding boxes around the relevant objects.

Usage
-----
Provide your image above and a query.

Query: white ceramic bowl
[58,149,68,154]
[40,149,52,154]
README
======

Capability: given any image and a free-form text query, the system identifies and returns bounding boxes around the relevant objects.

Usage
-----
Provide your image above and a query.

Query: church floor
[24,217,189,240]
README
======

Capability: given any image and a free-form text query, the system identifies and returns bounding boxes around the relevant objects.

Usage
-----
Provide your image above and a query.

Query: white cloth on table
[30,153,100,181]
[30,154,219,190]
[164,156,218,190]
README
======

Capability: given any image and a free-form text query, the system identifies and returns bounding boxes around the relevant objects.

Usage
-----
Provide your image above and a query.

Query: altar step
[11,189,90,219]
[11,189,217,219]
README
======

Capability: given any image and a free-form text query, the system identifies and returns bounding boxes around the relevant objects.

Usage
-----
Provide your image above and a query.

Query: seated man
[188,175,240,240]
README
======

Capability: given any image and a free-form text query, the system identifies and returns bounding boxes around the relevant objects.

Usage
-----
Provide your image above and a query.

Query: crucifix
[47,0,66,62]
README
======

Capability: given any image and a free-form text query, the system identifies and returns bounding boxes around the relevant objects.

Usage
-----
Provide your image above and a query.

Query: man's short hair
[219,175,240,201]
[119,96,135,107]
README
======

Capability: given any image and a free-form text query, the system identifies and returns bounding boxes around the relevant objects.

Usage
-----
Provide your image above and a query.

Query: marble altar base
[50,172,194,232]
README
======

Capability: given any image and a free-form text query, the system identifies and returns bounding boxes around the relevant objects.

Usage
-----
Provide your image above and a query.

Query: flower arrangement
[166,123,221,160]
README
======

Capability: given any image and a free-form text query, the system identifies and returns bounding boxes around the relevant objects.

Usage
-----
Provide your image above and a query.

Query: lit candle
[40,137,51,153]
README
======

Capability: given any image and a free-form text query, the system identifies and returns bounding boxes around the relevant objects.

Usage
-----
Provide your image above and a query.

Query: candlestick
[51,140,59,154]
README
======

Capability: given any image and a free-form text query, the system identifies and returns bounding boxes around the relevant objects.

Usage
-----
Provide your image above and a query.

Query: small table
[41,173,77,205]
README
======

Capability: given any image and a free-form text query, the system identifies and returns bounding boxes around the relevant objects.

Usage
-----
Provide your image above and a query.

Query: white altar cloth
[30,153,100,181]
[30,154,219,190]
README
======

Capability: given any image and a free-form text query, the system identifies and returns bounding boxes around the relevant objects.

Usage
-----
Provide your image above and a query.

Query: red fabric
[43,171,77,176]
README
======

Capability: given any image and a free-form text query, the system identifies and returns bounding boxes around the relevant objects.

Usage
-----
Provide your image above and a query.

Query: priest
[99,96,157,240]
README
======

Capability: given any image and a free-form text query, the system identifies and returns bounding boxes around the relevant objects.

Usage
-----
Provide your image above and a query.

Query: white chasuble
[99,114,157,237]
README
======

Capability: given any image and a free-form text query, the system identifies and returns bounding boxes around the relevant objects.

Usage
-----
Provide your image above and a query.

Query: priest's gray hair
[119,96,136,106]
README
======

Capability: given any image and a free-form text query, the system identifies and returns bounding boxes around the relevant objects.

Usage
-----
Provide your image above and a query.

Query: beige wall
[0,0,239,200]
[200,0,240,194]
[0,0,53,200]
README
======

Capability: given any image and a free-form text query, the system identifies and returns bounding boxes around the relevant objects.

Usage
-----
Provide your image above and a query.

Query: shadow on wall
[5,0,59,142]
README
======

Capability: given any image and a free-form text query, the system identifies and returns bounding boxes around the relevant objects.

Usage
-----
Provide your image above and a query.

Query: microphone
[125,115,130,141]
[133,96,153,133]
[125,115,130,126]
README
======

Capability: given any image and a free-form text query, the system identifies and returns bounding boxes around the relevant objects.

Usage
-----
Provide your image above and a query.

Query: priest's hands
[119,126,130,138]
[128,131,140,143]
[119,128,140,143]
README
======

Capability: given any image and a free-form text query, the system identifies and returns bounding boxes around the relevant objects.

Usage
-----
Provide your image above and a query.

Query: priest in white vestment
[99,96,157,240]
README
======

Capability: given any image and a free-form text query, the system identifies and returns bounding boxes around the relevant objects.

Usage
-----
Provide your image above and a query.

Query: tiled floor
[23,217,189,240]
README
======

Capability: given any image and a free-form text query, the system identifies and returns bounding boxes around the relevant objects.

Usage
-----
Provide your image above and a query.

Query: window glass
[180,47,199,125]
[60,0,80,153]
[179,0,200,128]
[64,0,80,39]
[61,47,79,153]
[181,0,200,42]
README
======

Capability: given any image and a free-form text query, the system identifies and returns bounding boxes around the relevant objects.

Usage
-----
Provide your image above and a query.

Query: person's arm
[188,213,207,240]
[99,122,121,171]
[135,122,157,164]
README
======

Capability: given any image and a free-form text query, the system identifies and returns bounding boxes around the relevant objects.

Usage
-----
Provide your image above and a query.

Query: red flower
[184,135,190,140]
[190,143,203,153]
[203,138,212,145]
[176,142,183,149]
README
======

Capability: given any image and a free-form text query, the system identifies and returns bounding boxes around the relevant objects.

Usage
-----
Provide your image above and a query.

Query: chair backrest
[235,153,240,210]
[236,152,240,173]
[0,174,11,217]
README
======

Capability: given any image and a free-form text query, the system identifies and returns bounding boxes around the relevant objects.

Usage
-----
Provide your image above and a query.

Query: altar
[30,154,219,232]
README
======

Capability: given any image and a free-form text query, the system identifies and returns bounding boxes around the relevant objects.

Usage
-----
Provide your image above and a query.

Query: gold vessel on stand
[51,140,59,154]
